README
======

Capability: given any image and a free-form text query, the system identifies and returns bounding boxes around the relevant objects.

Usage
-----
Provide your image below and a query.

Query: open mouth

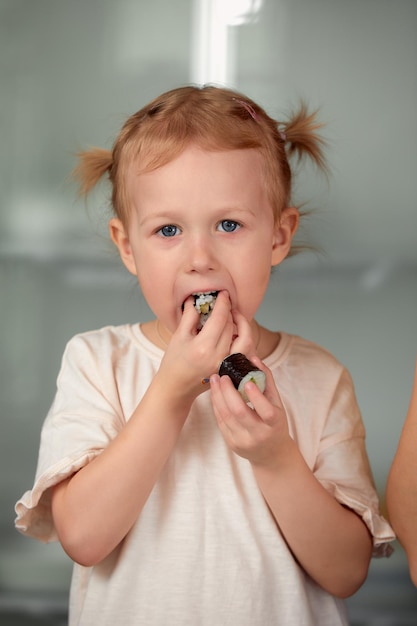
[193,291,219,328]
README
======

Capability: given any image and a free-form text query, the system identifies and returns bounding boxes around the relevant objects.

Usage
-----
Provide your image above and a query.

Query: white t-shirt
[15,325,394,625]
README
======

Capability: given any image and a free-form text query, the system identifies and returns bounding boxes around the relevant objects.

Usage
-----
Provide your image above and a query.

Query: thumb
[180,296,200,331]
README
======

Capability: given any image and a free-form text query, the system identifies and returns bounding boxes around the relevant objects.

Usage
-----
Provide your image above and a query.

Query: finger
[181,292,231,338]
[245,358,285,412]
[198,292,235,351]
[210,374,244,425]
[226,353,280,407]
[211,373,260,432]
[229,310,256,356]
[181,296,200,329]
[204,290,232,326]
[248,354,263,368]
[209,374,232,429]
[242,381,280,426]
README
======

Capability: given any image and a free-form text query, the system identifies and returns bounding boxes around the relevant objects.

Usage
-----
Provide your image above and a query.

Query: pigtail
[281,102,328,174]
[71,147,113,196]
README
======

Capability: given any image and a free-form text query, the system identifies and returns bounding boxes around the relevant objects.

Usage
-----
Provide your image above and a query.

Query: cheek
[136,275,169,324]
[135,253,178,320]
[234,257,272,317]
[135,252,163,294]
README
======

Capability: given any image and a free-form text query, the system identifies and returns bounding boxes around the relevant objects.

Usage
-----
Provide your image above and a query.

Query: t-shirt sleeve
[313,367,395,557]
[15,334,126,543]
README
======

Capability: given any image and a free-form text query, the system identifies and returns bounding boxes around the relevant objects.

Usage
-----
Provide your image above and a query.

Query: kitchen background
[1,0,416,624]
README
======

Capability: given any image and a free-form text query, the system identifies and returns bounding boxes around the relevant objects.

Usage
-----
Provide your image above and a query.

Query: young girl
[15,85,394,625]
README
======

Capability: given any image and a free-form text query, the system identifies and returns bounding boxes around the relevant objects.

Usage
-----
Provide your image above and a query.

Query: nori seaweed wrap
[219,353,266,402]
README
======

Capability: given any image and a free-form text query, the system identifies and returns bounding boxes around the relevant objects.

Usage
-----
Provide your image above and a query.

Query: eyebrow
[138,205,257,226]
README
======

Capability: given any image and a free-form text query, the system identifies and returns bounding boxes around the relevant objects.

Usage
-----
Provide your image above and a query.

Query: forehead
[127,145,268,209]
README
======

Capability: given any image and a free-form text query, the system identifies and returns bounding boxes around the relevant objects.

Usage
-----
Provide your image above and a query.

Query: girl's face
[110,145,298,334]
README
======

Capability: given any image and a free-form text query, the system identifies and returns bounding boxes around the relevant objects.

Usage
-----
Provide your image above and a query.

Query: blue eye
[159,224,179,237]
[218,220,240,233]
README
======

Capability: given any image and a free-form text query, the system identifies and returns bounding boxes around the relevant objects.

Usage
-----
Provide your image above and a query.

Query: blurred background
[1,0,416,624]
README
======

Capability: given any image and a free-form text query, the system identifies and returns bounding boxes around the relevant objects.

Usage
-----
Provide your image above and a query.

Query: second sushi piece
[219,353,266,403]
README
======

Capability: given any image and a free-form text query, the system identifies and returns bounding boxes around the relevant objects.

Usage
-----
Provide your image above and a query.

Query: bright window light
[190,0,263,86]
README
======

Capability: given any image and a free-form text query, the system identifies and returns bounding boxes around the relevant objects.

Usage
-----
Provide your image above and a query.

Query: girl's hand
[156,291,235,402]
[228,309,258,358]
[210,357,292,468]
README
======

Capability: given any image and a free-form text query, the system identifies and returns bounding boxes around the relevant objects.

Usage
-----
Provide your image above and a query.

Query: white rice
[194,292,217,328]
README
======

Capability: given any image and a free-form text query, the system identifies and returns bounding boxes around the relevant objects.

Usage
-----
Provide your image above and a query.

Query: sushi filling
[237,371,266,403]
[193,291,218,328]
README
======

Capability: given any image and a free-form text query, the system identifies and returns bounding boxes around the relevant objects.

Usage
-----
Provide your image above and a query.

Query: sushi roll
[194,291,218,329]
[219,353,266,403]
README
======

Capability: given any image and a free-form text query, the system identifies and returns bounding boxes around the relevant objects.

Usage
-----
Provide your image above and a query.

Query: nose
[185,233,217,273]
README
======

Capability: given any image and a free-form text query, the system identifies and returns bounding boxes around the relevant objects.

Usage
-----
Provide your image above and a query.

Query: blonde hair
[72,85,327,231]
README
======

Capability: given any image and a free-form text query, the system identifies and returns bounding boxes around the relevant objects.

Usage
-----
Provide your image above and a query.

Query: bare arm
[52,374,192,566]
[252,439,372,598]
[386,358,417,586]
[210,359,373,599]
[51,291,241,566]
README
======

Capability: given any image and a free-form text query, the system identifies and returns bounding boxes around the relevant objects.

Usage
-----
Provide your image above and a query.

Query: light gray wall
[1,0,416,614]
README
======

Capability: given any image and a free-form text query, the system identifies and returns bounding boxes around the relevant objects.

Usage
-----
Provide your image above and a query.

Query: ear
[109,218,138,276]
[271,207,299,267]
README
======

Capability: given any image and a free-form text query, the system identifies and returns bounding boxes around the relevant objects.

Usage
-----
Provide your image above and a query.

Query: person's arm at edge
[386,358,417,586]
